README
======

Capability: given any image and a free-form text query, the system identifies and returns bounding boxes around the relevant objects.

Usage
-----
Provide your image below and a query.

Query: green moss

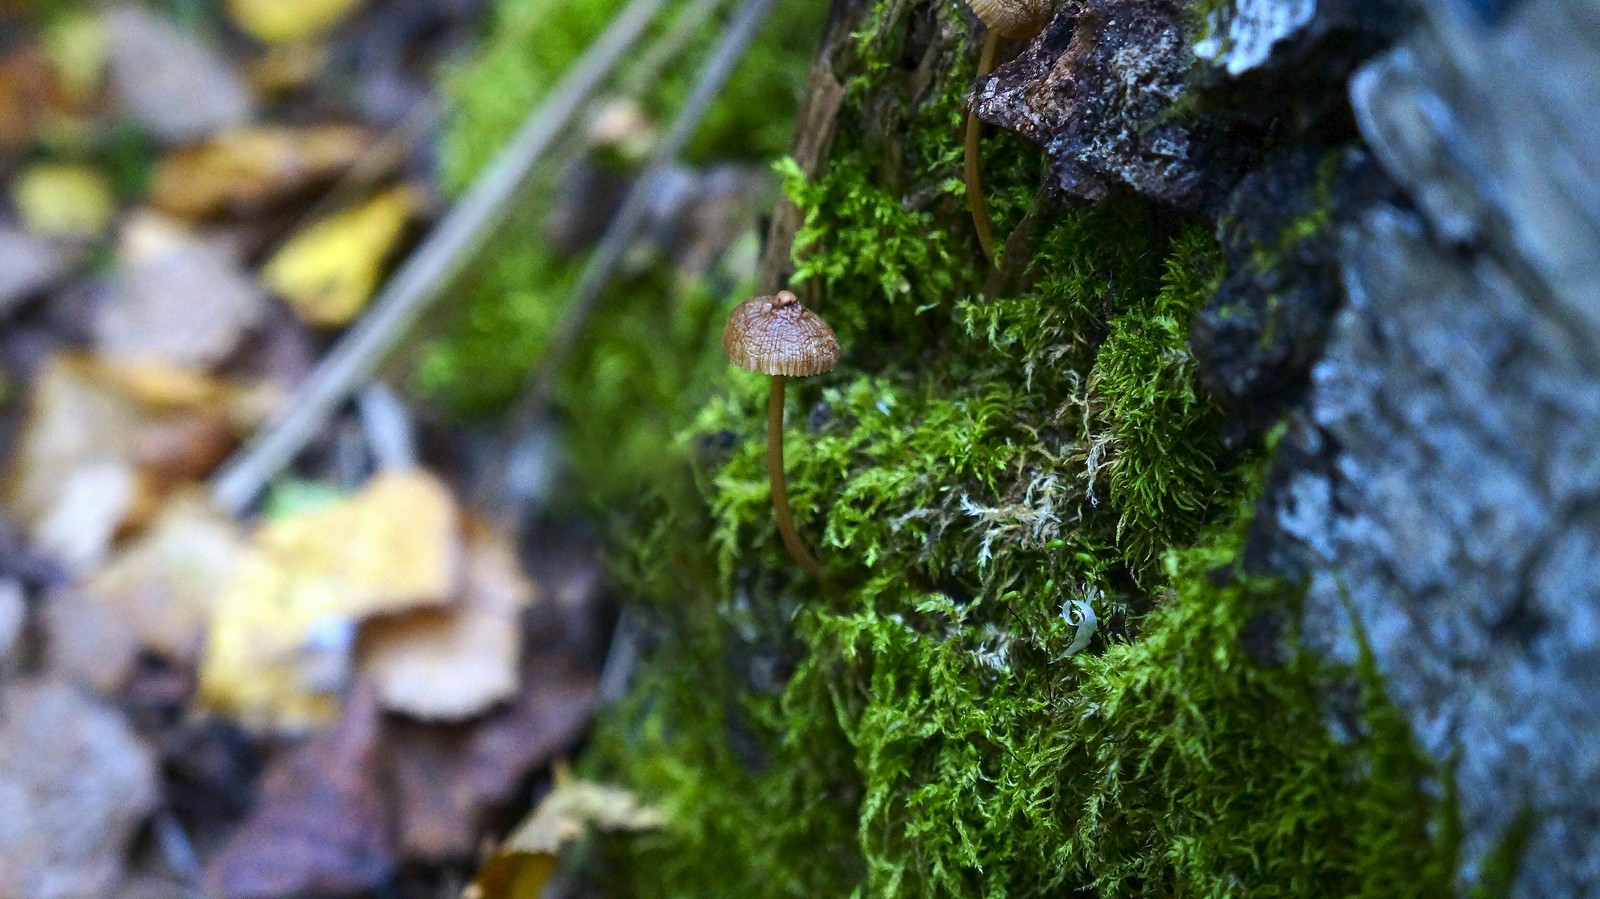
[435,0,1450,893]
[1089,226,1231,572]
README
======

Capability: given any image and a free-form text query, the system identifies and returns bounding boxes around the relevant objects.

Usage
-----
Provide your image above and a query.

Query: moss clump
[1088,228,1232,572]
[435,0,1451,894]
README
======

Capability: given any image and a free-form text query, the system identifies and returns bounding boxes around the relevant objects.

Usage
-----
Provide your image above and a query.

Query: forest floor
[0,3,674,897]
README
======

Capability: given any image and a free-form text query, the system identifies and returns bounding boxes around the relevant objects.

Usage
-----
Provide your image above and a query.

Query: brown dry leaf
[204,683,396,899]
[386,642,598,862]
[12,162,116,238]
[468,779,666,899]
[0,47,61,153]
[198,469,462,732]
[0,679,159,899]
[47,493,244,690]
[3,354,257,572]
[359,520,532,721]
[150,125,370,220]
[227,0,365,44]
[261,185,424,326]
[97,214,269,368]
[103,5,253,144]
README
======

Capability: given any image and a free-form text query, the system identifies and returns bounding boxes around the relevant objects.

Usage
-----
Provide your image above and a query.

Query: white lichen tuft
[1060,592,1099,657]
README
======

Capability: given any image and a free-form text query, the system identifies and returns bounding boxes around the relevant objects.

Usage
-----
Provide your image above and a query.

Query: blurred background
[0,0,820,896]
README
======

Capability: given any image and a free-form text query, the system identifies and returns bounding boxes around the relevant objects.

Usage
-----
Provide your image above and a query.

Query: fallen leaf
[12,162,116,238]
[0,226,72,318]
[97,214,269,367]
[0,47,60,153]
[0,679,159,899]
[248,41,330,96]
[387,620,599,862]
[198,469,462,732]
[3,354,259,572]
[103,5,253,144]
[227,0,365,44]
[204,683,396,899]
[359,520,532,721]
[32,460,140,577]
[261,185,423,326]
[47,493,244,690]
[150,125,370,220]
[469,779,666,899]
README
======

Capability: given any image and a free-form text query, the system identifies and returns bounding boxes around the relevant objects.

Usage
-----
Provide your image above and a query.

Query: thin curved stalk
[768,376,828,582]
[964,30,1001,266]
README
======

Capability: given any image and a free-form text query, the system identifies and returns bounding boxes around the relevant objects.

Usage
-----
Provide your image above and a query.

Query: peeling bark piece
[1194,0,1319,74]
[0,680,159,899]
[1194,0,1407,77]
[204,684,396,899]
[970,0,1214,209]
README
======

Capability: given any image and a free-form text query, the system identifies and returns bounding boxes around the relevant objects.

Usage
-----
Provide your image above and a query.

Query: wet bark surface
[981,0,1600,891]
[1269,1,1600,892]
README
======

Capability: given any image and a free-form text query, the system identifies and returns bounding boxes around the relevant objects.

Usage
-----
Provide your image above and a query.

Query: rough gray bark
[1240,0,1600,894]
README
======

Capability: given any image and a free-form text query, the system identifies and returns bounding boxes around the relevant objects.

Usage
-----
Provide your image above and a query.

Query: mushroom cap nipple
[721,290,840,377]
[968,0,1053,39]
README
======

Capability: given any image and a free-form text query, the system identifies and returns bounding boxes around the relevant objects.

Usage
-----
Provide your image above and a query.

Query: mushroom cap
[968,0,1053,39]
[722,290,840,377]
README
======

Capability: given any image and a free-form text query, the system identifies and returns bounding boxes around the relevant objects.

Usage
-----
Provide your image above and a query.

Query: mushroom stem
[964,30,1001,266]
[767,375,828,582]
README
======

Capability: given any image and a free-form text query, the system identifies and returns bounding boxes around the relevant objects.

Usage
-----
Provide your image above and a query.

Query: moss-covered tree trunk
[443,0,1599,894]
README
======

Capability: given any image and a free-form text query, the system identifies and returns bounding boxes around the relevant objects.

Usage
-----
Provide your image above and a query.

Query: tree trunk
[585,0,1600,894]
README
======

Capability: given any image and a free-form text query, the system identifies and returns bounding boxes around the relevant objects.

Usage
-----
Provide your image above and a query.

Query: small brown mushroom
[964,0,1054,265]
[968,0,1053,39]
[722,290,838,581]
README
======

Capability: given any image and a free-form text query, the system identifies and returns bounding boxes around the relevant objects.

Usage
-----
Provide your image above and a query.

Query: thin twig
[616,0,730,97]
[207,0,672,515]
[475,0,782,520]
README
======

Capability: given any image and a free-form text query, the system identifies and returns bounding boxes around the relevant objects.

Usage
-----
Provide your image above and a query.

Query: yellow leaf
[13,162,114,238]
[227,0,365,44]
[467,781,666,899]
[262,186,422,326]
[198,469,462,732]
[150,125,369,219]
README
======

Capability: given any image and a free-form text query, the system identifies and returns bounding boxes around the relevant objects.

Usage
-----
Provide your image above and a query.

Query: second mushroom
[722,290,839,582]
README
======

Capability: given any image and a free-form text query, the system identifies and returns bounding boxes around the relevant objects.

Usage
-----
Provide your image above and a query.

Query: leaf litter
[0,0,693,894]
